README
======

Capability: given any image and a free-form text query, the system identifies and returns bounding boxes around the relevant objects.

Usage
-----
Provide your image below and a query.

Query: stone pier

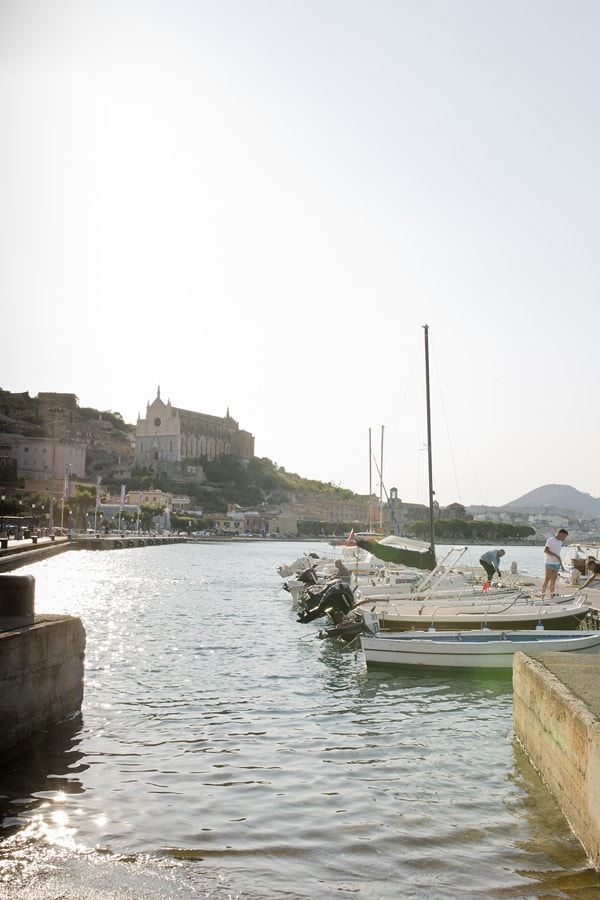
[0,574,86,759]
[513,650,600,869]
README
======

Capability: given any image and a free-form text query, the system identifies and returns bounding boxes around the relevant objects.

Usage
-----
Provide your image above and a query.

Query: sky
[2,0,599,509]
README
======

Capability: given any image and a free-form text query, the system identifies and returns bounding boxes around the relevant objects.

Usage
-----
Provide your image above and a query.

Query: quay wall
[513,650,600,869]
[0,534,187,573]
[0,615,86,758]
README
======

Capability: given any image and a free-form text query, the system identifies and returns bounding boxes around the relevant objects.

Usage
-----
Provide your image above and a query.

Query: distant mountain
[503,484,600,517]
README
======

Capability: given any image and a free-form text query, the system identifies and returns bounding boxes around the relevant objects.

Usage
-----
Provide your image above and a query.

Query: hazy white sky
[2,0,599,508]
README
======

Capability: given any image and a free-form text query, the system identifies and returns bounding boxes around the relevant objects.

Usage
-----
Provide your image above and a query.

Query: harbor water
[1,542,599,899]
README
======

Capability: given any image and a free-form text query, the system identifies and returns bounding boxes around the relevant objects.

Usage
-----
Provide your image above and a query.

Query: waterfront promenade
[0,532,187,572]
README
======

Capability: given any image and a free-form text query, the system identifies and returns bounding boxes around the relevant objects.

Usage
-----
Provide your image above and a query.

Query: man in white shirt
[541,528,568,599]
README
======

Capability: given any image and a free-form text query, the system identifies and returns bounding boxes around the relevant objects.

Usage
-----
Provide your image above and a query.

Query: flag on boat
[482,580,490,592]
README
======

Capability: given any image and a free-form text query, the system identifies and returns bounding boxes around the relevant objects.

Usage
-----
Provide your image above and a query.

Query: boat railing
[407,546,468,598]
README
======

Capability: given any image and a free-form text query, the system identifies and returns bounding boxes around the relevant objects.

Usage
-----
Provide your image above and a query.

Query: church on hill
[134,388,254,481]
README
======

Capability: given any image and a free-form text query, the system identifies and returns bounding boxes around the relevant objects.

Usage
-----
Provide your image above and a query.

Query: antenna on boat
[423,324,435,556]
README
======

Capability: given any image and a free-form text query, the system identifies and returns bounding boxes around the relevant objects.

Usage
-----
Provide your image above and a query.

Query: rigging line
[370,450,403,536]
[428,339,461,504]
[385,339,422,448]
[429,337,485,507]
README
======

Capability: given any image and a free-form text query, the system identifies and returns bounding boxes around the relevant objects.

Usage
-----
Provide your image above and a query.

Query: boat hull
[364,595,591,632]
[360,629,600,669]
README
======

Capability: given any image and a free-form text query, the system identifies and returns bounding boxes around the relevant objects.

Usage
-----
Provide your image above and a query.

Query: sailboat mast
[423,324,435,552]
[368,428,373,532]
[379,425,384,531]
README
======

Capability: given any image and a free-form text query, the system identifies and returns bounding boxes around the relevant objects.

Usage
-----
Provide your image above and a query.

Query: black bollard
[0,573,35,621]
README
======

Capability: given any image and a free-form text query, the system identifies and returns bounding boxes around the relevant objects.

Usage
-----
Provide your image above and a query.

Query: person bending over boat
[479,548,505,583]
[541,528,568,599]
[580,558,600,590]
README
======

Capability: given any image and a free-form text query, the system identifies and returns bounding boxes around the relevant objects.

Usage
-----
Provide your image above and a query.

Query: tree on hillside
[68,486,96,531]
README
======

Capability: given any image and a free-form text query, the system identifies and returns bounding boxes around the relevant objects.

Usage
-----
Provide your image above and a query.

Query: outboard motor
[283,565,318,597]
[297,566,318,586]
[297,580,356,625]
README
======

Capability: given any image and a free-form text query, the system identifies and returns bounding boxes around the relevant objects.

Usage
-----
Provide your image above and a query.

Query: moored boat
[355,591,591,632]
[359,615,600,669]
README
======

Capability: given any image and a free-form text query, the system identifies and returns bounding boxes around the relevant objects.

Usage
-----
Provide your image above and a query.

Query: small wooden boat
[360,615,600,669]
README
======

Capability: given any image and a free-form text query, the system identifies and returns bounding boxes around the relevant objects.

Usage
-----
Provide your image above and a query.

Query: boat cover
[356,538,437,571]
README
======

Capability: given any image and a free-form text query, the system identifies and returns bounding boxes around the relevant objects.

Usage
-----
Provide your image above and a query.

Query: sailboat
[315,326,592,638]
[355,324,437,572]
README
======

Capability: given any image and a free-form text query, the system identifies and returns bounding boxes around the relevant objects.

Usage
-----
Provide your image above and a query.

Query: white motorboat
[359,614,600,669]
[356,589,591,633]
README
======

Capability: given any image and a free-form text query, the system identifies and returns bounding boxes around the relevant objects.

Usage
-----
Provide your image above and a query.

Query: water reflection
[317,635,514,702]
[0,714,86,837]
[0,544,597,899]
[505,739,600,896]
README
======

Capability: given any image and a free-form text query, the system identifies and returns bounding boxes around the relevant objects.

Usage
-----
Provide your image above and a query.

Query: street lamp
[31,503,35,534]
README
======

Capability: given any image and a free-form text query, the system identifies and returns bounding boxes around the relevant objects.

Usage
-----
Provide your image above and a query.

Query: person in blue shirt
[479,548,505,583]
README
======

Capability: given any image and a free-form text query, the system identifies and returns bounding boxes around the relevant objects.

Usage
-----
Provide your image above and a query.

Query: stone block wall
[513,651,600,870]
[0,615,86,758]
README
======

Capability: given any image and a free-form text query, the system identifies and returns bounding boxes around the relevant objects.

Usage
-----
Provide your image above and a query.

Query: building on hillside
[212,505,266,535]
[125,489,191,512]
[268,509,299,536]
[0,390,135,483]
[290,491,379,527]
[382,488,429,532]
[94,489,193,533]
[134,388,254,481]
[37,392,80,413]
[441,502,468,520]
[0,433,86,489]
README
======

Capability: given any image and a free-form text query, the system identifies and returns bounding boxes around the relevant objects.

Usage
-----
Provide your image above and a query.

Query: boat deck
[526,574,600,622]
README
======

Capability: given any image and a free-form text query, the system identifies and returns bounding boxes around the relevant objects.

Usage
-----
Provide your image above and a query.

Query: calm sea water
[1,542,599,899]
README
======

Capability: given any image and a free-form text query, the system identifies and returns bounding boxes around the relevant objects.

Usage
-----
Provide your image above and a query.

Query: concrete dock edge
[0,615,86,758]
[513,650,600,869]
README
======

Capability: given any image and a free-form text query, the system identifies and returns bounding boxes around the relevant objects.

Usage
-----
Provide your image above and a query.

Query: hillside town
[1,387,599,541]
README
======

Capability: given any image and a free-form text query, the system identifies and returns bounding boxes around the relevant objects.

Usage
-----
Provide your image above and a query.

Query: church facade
[134,388,254,480]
